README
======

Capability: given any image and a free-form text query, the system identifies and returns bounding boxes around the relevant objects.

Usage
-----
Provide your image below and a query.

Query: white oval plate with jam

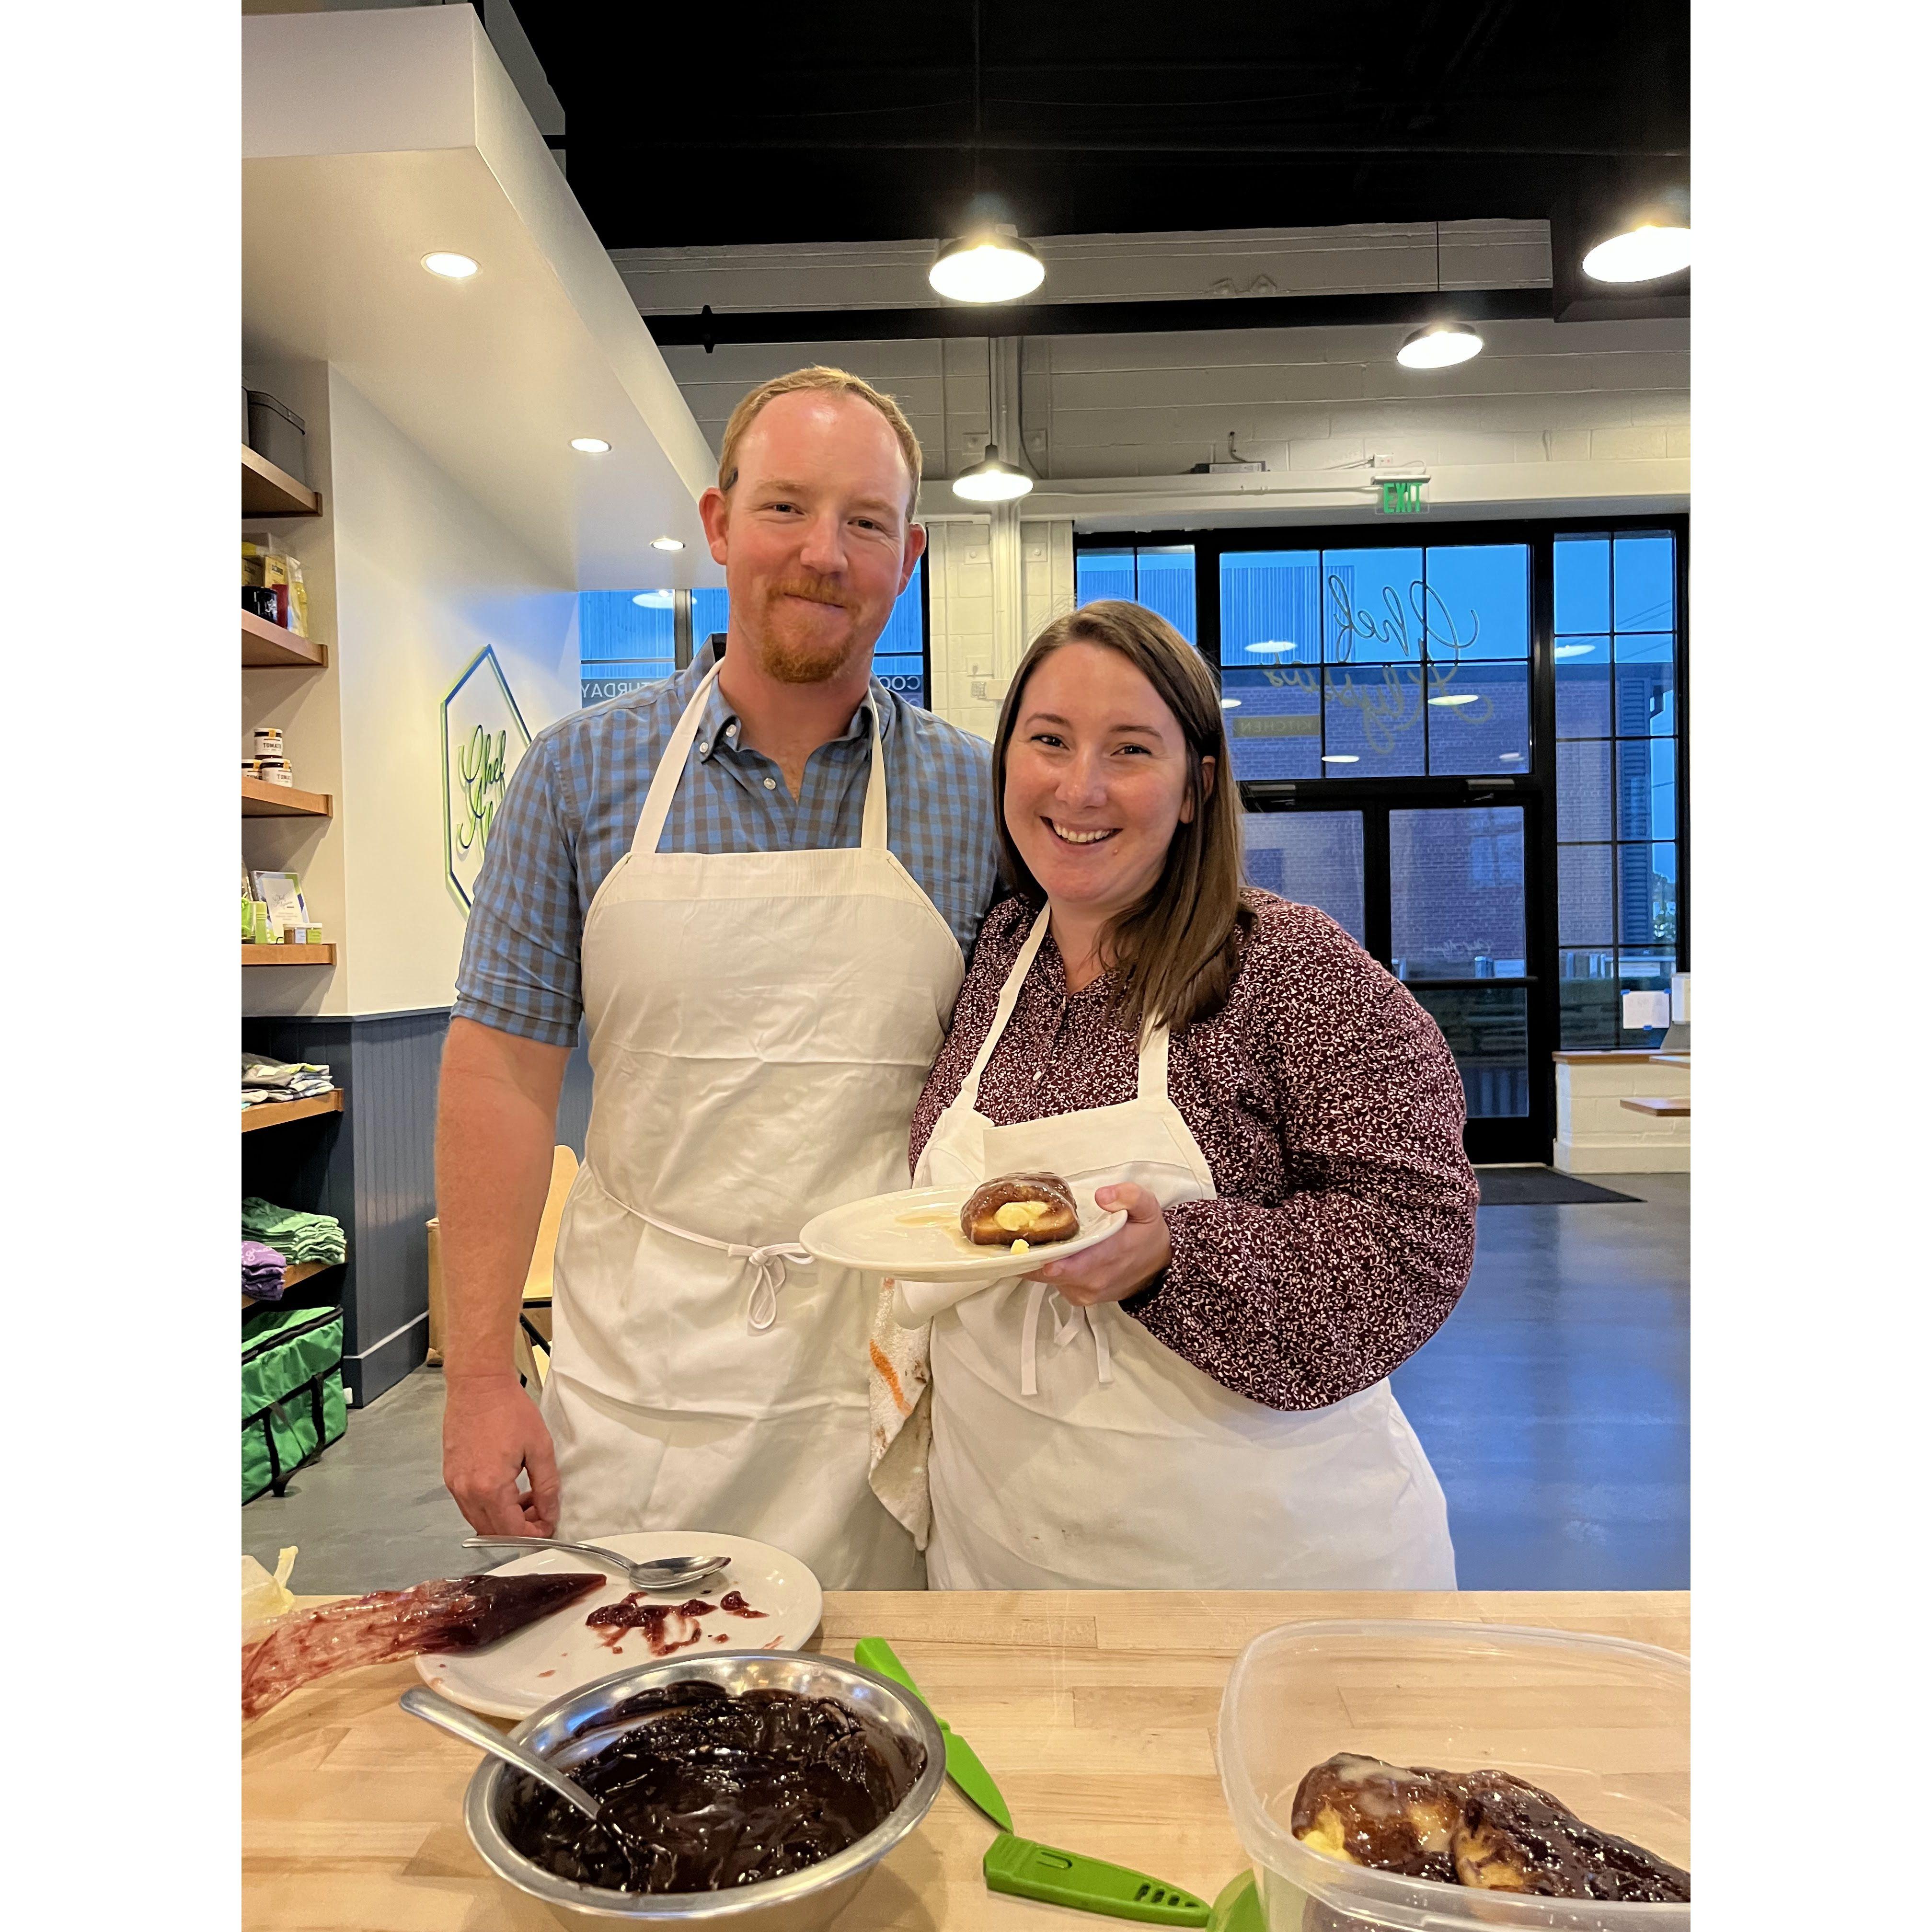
[799,1183,1127,1285]
[419,1530,823,1719]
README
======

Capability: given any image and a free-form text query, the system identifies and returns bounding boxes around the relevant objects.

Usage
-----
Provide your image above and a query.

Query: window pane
[1618,956,1676,1048]
[1558,845,1614,944]
[871,557,928,706]
[1425,660,1530,774]
[1241,810,1365,943]
[1223,666,1322,780]
[580,589,675,705]
[1390,806,1526,979]
[1220,551,1322,669]
[1076,547,1136,607]
[1616,656,1677,736]
[1556,739,1612,840]
[1323,548,1425,663]
[1135,545,1197,643]
[1616,737,1677,842]
[1555,637,1612,738]
[1410,985,1530,1117]
[1424,544,1530,659]
[691,586,730,642]
[1555,535,1610,634]
[1560,948,1619,1050]
[1324,664,1425,774]
[1618,841,1678,946]
[1613,532,1675,632]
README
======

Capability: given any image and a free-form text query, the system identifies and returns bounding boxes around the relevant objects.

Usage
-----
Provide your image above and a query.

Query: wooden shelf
[283,1259,343,1288]
[242,1090,343,1133]
[1622,1094,1690,1117]
[243,943,335,967]
[243,444,320,518]
[243,775,332,818]
[243,608,326,669]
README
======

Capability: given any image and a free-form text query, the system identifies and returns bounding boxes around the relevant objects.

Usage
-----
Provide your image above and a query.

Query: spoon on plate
[463,1535,730,1594]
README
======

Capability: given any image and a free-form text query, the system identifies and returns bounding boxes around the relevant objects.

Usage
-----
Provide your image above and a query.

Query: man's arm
[437,1016,573,1536]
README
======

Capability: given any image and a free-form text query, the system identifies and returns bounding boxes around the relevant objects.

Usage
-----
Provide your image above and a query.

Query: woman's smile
[1046,820,1118,846]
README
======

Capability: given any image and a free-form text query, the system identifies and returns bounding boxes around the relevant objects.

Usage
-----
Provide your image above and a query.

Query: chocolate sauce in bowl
[501,1683,922,1894]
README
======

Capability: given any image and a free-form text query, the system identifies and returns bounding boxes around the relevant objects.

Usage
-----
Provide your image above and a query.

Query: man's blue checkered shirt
[454,641,1002,1046]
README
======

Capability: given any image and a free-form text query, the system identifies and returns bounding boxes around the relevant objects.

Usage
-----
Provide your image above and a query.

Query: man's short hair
[715,367,924,522]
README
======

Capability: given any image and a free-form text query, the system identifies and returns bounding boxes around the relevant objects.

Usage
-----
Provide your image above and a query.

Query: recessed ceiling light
[1583,224,1692,284]
[929,226,1046,303]
[1244,640,1297,656]
[1322,754,1360,764]
[1397,323,1484,370]
[1428,692,1481,707]
[421,252,478,279]
[571,437,611,453]
[650,536,685,552]
[1499,752,1523,762]
[1220,698,1242,710]
[951,454,1034,502]
[1553,644,1599,660]
[631,591,674,608]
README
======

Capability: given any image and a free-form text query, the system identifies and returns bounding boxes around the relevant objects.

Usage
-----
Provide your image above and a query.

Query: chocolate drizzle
[1292,1752,1689,1903]
[501,1683,922,1893]
[583,1588,772,1656]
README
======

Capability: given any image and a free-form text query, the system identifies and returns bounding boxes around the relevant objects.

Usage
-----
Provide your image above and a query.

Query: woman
[868,599,1476,1590]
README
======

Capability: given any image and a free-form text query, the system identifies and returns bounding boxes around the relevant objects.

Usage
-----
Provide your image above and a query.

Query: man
[438,368,1000,1588]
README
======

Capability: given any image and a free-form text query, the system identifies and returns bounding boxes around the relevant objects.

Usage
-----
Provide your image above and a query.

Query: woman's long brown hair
[990,599,1251,1037]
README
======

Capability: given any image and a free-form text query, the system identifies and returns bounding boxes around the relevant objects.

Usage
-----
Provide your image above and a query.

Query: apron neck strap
[958,903,1053,1111]
[960,904,1173,1113]
[630,665,891,859]
[632,664,718,858]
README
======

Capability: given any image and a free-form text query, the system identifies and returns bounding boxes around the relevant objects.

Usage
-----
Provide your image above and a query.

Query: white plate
[418,1531,824,1719]
[799,1183,1128,1284]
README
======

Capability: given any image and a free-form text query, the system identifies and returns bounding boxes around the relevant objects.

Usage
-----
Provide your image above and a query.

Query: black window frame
[1075,513,1689,1159]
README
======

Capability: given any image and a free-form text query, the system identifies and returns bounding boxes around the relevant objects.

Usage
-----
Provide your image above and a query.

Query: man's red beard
[752,576,869,685]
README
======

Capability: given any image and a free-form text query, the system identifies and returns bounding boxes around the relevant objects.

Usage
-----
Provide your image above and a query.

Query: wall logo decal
[442,646,533,913]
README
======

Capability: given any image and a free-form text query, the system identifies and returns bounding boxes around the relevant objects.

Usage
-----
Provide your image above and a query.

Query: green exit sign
[1378,477,1427,516]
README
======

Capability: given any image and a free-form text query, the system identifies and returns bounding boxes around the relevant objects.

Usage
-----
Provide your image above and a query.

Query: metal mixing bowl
[462,1650,947,1926]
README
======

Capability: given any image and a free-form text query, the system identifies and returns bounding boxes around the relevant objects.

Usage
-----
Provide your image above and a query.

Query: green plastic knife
[983,1834,1213,1927]
[851,1637,1014,1831]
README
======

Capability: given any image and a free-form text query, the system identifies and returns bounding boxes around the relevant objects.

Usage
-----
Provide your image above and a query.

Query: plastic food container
[1217,1621,1689,1932]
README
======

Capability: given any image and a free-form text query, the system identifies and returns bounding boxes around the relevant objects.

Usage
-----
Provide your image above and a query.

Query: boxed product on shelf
[245,389,309,484]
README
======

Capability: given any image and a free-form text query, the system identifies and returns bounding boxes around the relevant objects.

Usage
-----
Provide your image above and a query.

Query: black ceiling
[518,1,1689,254]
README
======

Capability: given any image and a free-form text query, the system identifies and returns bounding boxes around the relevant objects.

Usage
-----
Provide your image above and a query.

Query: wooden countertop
[242,1589,1688,1930]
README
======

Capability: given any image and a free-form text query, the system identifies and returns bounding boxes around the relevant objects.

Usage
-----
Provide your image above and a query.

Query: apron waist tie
[635,1210,815,1334]
[1019,1279,1114,1398]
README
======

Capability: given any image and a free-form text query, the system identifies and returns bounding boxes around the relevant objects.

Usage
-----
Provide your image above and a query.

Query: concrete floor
[245,1173,1688,1595]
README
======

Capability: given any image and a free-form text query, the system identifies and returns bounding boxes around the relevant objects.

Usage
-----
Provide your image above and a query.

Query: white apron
[906,906,1457,1592]
[541,665,965,1588]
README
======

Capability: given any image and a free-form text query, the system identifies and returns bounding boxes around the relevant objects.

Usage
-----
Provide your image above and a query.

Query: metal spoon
[463,1535,730,1593]
[398,1686,600,1820]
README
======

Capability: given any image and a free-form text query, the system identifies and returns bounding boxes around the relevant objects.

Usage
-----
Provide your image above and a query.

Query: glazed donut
[959,1172,1080,1246]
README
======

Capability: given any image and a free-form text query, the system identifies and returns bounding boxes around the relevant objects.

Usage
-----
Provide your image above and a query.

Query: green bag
[243,1303,347,1504]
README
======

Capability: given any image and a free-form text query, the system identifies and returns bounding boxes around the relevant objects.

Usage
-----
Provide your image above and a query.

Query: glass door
[1242,792,1552,1162]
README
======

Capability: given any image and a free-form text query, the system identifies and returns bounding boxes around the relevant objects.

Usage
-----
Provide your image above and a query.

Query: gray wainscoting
[244,1012,592,1404]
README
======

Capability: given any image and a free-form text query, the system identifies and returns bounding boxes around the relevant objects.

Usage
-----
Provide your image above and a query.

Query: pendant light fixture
[929,3,1046,304]
[1582,222,1692,283]
[952,453,1034,502]
[953,340,1035,501]
[1397,223,1484,370]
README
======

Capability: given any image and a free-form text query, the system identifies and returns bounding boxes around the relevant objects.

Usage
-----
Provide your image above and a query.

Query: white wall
[242,360,581,1019]
[660,315,1687,495]
[658,310,1684,739]
[329,369,579,1015]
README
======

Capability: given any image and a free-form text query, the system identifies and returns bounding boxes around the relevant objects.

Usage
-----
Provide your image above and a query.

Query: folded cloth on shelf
[242,1051,334,1105]
[244,1239,288,1301]
[242,1198,347,1268]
